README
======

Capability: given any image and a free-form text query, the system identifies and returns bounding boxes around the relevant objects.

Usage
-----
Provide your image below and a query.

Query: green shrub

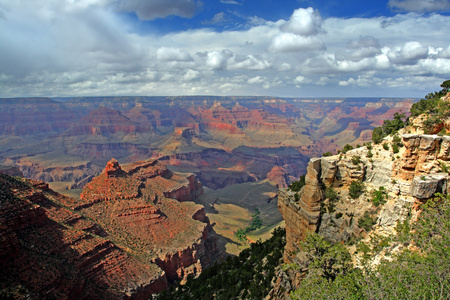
[342,144,354,153]
[351,156,361,165]
[289,175,306,192]
[323,152,332,157]
[349,181,364,199]
[371,186,387,207]
[382,143,389,150]
[324,187,338,202]
[392,143,399,153]
[358,211,376,231]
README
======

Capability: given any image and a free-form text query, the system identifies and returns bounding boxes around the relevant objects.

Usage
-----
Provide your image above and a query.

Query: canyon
[0,96,414,193]
[0,158,219,299]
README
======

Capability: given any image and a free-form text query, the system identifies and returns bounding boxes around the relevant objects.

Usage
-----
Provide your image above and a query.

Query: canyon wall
[276,132,450,297]
[0,158,219,298]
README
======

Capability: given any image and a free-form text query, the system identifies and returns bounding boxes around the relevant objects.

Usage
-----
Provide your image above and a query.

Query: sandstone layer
[276,131,450,298]
[0,158,219,299]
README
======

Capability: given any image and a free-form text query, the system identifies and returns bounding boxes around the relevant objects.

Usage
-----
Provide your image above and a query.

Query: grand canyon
[0,95,417,298]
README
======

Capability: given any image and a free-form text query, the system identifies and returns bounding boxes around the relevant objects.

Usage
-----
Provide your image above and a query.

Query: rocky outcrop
[0,165,23,177]
[0,158,219,298]
[0,173,167,299]
[78,159,218,282]
[276,130,450,296]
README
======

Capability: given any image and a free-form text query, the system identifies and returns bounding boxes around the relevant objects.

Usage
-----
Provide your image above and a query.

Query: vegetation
[291,193,450,299]
[370,186,387,207]
[235,209,263,241]
[157,227,286,300]
[372,112,407,144]
[351,155,361,165]
[349,181,364,199]
[342,144,354,153]
[358,211,377,232]
[322,152,332,157]
[409,80,450,133]
[288,175,305,192]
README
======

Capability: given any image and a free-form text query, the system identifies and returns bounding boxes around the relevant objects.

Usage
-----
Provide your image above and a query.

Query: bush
[324,187,338,202]
[371,186,387,207]
[349,181,364,199]
[392,143,399,154]
[323,152,332,157]
[351,156,361,165]
[382,143,389,150]
[289,175,306,192]
[367,149,373,158]
[342,144,353,153]
[358,211,376,231]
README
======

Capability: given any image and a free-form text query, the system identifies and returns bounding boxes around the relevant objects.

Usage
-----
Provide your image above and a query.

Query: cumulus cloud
[269,7,325,53]
[387,41,429,65]
[269,33,325,52]
[117,0,201,20]
[0,2,449,98]
[281,7,323,36]
[156,47,193,61]
[203,50,233,70]
[389,0,450,12]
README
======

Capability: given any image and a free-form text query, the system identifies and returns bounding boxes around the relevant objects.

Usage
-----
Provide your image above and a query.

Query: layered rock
[276,130,450,297]
[77,159,216,283]
[0,158,218,298]
[0,173,167,299]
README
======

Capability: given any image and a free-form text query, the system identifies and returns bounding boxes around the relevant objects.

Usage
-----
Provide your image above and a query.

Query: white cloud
[389,0,450,12]
[0,2,449,98]
[387,41,429,65]
[281,7,323,36]
[183,69,199,81]
[117,0,201,20]
[269,33,325,52]
[248,76,265,84]
[156,47,193,61]
[204,50,232,70]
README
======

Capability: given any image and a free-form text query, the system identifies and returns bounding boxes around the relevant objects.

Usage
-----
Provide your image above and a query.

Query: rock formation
[0,158,219,299]
[276,129,450,297]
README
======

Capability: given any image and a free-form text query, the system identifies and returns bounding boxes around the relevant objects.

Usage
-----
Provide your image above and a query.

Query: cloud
[389,0,450,12]
[117,0,201,20]
[0,2,449,98]
[220,0,242,4]
[269,33,325,52]
[203,50,232,70]
[387,41,429,65]
[269,7,325,53]
[156,47,193,61]
[281,7,324,36]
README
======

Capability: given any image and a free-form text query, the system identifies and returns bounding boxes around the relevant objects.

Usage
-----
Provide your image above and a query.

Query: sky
[1,0,449,98]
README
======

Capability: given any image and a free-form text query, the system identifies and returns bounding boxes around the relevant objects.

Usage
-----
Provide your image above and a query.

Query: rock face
[0,165,23,177]
[277,131,450,296]
[0,159,218,299]
[0,173,167,299]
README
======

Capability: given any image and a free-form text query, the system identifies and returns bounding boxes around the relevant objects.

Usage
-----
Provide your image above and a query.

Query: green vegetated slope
[291,194,450,299]
[156,227,286,300]
[200,180,283,255]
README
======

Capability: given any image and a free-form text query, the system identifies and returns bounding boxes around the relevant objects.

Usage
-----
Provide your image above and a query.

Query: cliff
[276,128,450,297]
[0,173,167,299]
[0,158,218,299]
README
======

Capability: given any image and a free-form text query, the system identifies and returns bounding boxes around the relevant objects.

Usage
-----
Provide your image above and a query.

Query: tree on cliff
[291,193,450,299]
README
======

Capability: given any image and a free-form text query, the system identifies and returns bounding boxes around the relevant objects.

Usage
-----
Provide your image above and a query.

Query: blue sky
[1,0,449,98]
